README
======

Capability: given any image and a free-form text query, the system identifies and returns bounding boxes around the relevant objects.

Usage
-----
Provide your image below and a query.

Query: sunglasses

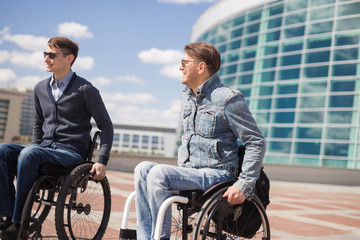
[43,52,63,60]
[181,59,201,68]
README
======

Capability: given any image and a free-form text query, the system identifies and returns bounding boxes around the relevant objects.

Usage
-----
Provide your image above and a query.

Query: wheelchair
[16,131,111,240]
[119,147,270,240]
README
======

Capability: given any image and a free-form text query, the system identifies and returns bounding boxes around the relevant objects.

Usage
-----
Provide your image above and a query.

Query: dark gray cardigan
[32,73,113,165]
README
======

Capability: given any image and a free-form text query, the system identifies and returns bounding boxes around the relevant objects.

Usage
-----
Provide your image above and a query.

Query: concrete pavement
[35,169,360,239]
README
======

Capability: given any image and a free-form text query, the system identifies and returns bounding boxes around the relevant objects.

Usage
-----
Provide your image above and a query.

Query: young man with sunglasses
[134,42,266,240]
[0,37,113,239]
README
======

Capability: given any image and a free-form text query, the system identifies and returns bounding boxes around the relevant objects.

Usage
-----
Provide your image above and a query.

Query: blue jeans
[134,161,234,240]
[0,143,83,222]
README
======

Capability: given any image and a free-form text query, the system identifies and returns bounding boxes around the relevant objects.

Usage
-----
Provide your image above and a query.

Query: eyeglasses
[181,59,201,68]
[43,52,63,60]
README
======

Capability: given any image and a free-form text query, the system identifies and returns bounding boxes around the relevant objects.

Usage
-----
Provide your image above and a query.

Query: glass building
[191,0,360,169]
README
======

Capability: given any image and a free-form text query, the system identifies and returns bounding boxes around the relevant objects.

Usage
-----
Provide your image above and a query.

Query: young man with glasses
[134,42,266,240]
[0,37,113,239]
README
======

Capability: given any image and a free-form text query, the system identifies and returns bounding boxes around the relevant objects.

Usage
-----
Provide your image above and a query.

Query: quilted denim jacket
[178,73,266,198]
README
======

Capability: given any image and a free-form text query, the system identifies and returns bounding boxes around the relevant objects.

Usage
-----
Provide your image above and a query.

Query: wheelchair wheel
[29,186,55,234]
[170,203,198,240]
[55,162,111,240]
[193,187,270,240]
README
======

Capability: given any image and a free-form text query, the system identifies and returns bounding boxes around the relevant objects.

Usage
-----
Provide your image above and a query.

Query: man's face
[179,53,199,87]
[44,46,70,74]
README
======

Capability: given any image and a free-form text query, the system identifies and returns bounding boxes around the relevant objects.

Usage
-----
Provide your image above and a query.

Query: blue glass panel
[295,142,321,155]
[242,49,256,59]
[337,2,360,17]
[241,61,255,72]
[300,96,326,108]
[330,80,355,92]
[308,21,333,35]
[281,54,302,66]
[336,17,360,31]
[238,74,253,84]
[224,76,236,86]
[298,111,324,123]
[327,111,353,123]
[262,57,277,68]
[256,99,272,109]
[325,127,351,140]
[218,44,227,53]
[259,85,273,95]
[306,51,330,63]
[310,6,334,21]
[269,141,291,153]
[275,97,297,109]
[264,45,278,55]
[304,66,329,78]
[233,15,245,27]
[335,34,359,46]
[247,23,260,34]
[329,95,354,107]
[273,112,295,123]
[227,52,240,62]
[332,64,357,76]
[260,71,275,82]
[253,112,269,123]
[266,30,281,42]
[248,10,262,21]
[244,36,258,46]
[301,81,327,93]
[269,4,284,16]
[267,17,282,29]
[297,127,322,139]
[284,26,305,38]
[271,127,293,138]
[225,64,237,74]
[324,143,350,157]
[282,41,303,52]
[334,48,358,61]
[307,36,332,49]
[279,68,300,80]
[229,39,241,50]
[322,158,349,168]
[311,0,335,7]
[240,88,251,98]
[293,157,319,166]
[287,0,307,12]
[285,11,307,25]
[231,28,243,38]
[277,83,298,94]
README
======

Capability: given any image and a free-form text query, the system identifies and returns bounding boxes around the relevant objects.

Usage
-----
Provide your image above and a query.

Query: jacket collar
[184,73,220,98]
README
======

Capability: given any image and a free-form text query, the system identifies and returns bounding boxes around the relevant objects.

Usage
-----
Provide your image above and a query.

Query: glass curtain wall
[195,0,360,169]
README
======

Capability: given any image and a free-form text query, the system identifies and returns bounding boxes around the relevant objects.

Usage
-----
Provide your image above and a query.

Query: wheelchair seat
[18,131,112,240]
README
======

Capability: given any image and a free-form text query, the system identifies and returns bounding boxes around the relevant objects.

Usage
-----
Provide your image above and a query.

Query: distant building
[92,123,177,157]
[191,0,360,169]
[0,89,34,143]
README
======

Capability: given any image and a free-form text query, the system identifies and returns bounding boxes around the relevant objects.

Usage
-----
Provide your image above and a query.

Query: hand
[222,186,246,205]
[89,162,106,180]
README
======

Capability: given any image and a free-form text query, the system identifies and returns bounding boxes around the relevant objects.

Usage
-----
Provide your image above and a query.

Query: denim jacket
[178,73,266,198]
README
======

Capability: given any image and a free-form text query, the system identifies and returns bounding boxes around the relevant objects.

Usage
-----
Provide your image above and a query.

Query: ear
[198,62,207,74]
[67,54,75,65]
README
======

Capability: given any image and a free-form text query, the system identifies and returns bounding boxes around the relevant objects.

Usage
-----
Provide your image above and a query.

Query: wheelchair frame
[120,179,270,240]
[17,131,112,240]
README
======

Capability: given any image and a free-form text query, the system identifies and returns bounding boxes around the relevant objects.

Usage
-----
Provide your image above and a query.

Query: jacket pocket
[196,109,216,138]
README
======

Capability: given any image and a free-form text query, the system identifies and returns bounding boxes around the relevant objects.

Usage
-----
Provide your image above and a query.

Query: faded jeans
[134,161,234,240]
[0,143,83,222]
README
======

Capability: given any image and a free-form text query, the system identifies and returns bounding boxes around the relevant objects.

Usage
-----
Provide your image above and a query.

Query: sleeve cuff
[233,178,255,199]
[97,155,109,166]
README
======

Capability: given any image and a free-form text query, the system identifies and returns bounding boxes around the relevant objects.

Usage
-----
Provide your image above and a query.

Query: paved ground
[34,170,360,240]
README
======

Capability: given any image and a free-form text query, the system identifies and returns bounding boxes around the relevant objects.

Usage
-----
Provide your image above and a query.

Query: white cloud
[9,50,44,70]
[105,99,181,127]
[0,50,11,63]
[102,92,156,105]
[91,76,112,86]
[0,68,16,83]
[160,64,182,80]
[138,48,183,65]
[72,56,95,71]
[2,32,48,52]
[158,0,216,4]
[57,22,94,40]
[115,75,145,85]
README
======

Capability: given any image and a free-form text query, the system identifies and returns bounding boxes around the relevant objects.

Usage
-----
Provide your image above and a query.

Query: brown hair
[48,37,79,66]
[184,42,221,75]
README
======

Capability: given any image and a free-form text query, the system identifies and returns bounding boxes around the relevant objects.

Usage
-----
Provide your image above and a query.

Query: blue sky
[0,0,217,128]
